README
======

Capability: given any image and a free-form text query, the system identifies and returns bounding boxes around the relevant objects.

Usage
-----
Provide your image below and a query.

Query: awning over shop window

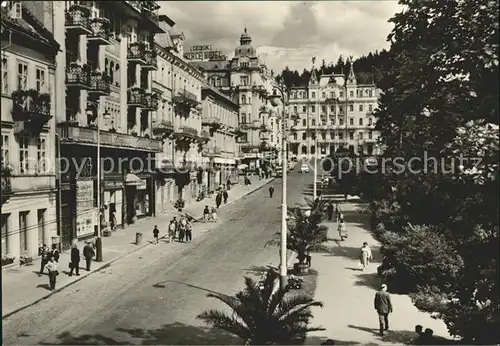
[125,173,142,185]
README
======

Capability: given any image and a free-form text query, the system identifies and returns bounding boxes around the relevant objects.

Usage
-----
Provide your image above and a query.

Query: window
[240,76,249,86]
[359,132,364,140]
[330,91,334,98]
[38,209,46,247]
[19,211,29,253]
[19,136,29,174]
[17,62,28,90]
[330,105,335,112]
[311,105,315,113]
[216,79,221,87]
[339,132,343,140]
[368,118,373,126]
[312,119,315,126]
[359,118,363,126]
[293,106,297,113]
[1,214,9,255]
[36,68,46,92]
[241,114,246,124]
[359,104,363,112]
[240,61,249,68]
[369,131,373,139]
[339,118,344,126]
[302,119,306,127]
[350,91,354,97]
[1,57,8,94]
[369,104,373,112]
[349,132,354,140]
[321,106,326,113]
[1,134,9,166]
[293,133,297,140]
[37,137,46,173]
[339,106,344,114]
[302,133,306,140]
[349,118,354,126]
[322,92,325,98]
[311,92,316,98]
[369,90,373,97]
[302,106,306,113]
[331,118,336,125]
[339,91,344,98]
[349,104,354,112]
[241,95,246,104]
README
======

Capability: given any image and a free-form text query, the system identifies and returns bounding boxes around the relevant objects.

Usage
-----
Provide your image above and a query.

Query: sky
[159,1,403,73]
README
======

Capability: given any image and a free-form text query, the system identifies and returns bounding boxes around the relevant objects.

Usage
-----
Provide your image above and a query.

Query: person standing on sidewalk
[185,220,193,242]
[168,220,176,242]
[269,186,275,198]
[326,202,334,221]
[203,206,210,223]
[374,284,393,336]
[39,244,50,276]
[178,217,186,242]
[215,192,222,208]
[152,225,160,244]
[69,244,80,276]
[83,241,95,271]
[45,256,59,290]
[223,190,228,204]
[50,244,60,262]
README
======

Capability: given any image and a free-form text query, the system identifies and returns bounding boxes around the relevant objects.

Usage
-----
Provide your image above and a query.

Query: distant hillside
[276,49,395,87]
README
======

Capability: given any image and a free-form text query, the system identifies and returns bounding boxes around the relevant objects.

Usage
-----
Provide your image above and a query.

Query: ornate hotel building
[287,64,382,160]
[185,28,282,170]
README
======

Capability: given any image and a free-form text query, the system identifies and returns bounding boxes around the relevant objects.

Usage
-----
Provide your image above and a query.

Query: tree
[197,270,325,345]
[266,198,329,271]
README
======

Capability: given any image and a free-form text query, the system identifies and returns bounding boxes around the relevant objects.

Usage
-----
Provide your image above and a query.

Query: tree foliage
[197,270,324,345]
[362,0,499,343]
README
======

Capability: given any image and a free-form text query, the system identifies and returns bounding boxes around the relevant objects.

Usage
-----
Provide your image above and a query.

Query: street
[2,171,312,345]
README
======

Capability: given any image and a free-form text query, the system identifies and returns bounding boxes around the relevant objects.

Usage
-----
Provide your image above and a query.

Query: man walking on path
[152,225,160,244]
[69,244,80,276]
[215,192,222,208]
[269,185,275,198]
[39,244,50,276]
[83,241,95,271]
[223,190,228,204]
[374,284,393,336]
[326,202,334,221]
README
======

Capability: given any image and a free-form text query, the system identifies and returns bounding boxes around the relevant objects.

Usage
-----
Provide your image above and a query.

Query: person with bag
[45,256,59,290]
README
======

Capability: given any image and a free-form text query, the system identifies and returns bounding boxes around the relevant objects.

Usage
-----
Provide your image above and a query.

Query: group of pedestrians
[163,216,193,243]
[38,241,96,291]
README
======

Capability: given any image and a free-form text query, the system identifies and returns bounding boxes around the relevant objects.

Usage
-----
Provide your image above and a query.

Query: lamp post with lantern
[269,81,289,290]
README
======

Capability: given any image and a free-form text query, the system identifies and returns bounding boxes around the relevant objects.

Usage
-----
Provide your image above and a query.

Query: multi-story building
[185,28,279,171]
[287,64,381,160]
[51,1,167,249]
[200,83,241,193]
[152,21,206,212]
[1,2,60,261]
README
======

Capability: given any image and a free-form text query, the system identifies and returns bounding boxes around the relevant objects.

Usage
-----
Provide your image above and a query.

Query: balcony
[128,87,147,107]
[65,4,91,35]
[198,130,211,143]
[233,127,245,137]
[143,92,159,111]
[11,90,52,133]
[152,120,174,136]
[128,42,156,68]
[88,71,110,96]
[202,116,222,129]
[173,126,199,142]
[66,63,91,89]
[1,165,12,205]
[57,124,163,152]
[240,144,259,152]
[88,17,112,45]
[172,89,200,108]
[143,49,158,71]
[202,146,222,157]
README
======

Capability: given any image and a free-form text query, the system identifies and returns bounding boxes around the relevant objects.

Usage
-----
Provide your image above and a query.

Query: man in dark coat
[223,190,228,204]
[69,244,81,276]
[374,284,393,336]
[269,186,275,198]
[39,244,50,276]
[215,192,222,208]
[326,202,334,221]
[83,241,95,271]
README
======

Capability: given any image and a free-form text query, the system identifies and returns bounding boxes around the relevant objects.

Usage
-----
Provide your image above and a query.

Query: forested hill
[276,49,395,88]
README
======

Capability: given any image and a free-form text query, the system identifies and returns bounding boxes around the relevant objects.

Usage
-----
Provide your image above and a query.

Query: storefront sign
[76,180,96,238]
[137,179,147,190]
[104,181,124,189]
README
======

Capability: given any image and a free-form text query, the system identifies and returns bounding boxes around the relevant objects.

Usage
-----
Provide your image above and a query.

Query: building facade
[1,1,60,261]
[152,23,206,212]
[50,1,166,249]
[185,28,279,171]
[200,84,240,194]
[287,64,381,160]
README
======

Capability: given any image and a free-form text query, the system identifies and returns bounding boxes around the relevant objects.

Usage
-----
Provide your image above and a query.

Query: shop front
[103,179,123,230]
[124,173,154,224]
[155,156,177,214]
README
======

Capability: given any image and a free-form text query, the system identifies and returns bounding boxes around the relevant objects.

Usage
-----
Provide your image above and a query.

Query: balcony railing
[143,92,159,110]
[88,71,110,95]
[201,116,222,128]
[143,49,158,71]
[11,90,52,131]
[152,120,174,136]
[88,17,112,45]
[172,88,200,108]
[128,42,156,68]
[66,63,91,89]
[65,4,91,35]
[173,126,198,142]
[198,130,211,143]
[57,124,162,152]
[128,87,147,107]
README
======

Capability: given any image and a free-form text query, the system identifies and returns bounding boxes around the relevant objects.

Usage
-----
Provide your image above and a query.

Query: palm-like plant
[197,270,324,345]
[267,197,330,267]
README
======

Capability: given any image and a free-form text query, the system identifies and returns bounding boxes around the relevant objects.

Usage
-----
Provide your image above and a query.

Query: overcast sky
[160,1,403,72]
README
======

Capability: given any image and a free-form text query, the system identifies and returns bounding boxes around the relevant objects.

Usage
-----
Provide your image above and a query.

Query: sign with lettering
[76,180,96,238]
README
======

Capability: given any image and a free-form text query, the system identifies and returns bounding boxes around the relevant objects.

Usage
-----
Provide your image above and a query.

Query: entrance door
[19,211,29,256]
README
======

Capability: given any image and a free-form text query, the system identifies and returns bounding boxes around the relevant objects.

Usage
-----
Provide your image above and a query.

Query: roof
[1,5,59,52]
[190,60,231,71]
[202,84,238,109]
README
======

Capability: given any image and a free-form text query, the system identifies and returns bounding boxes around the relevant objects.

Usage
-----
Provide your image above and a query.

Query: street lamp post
[270,85,288,290]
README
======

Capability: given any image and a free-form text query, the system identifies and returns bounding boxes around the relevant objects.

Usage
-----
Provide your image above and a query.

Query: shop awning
[125,173,142,185]
[213,158,237,165]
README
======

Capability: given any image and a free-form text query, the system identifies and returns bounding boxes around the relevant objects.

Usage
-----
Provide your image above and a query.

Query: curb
[2,178,274,319]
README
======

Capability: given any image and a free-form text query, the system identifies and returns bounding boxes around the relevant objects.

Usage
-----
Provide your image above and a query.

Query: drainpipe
[55,133,62,252]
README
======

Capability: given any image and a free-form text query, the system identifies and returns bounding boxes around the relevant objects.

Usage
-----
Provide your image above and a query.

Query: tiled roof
[190,60,231,71]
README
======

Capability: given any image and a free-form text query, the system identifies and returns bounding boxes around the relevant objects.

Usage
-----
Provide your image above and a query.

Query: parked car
[300,164,309,173]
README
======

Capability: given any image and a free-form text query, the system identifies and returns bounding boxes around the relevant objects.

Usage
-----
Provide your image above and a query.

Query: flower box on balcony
[88,17,111,45]
[11,89,52,126]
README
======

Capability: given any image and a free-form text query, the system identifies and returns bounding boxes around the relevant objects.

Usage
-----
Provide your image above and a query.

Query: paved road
[3,170,313,345]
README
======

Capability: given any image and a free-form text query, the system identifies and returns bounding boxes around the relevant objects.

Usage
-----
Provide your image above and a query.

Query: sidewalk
[306,195,451,345]
[1,176,274,318]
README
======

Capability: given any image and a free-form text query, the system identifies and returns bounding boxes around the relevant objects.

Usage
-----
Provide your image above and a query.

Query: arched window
[301,146,307,154]
[293,133,297,140]
[104,58,109,75]
[302,133,306,140]
[241,95,246,104]
[115,64,120,86]
[210,78,215,86]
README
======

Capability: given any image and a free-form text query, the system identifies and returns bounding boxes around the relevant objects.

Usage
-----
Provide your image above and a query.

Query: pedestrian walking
[335,203,342,222]
[211,207,218,222]
[69,244,80,276]
[215,192,222,208]
[185,221,193,242]
[178,217,187,242]
[223,190,228,204]
[168,220,176,242]
[203,205,210,222]
[45,256,59,290]
[269,185,275,198]
[374,284,393,336]
[50,244,60,262]
[171,216,178,239]
[226,178,232,191]
[83,241,95,271]
[326,202,334,221]
[338,219,347,241]
[244,175,251,185]
[153,225,160,244]
[39,244,50,276]
[359,242,373,271]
